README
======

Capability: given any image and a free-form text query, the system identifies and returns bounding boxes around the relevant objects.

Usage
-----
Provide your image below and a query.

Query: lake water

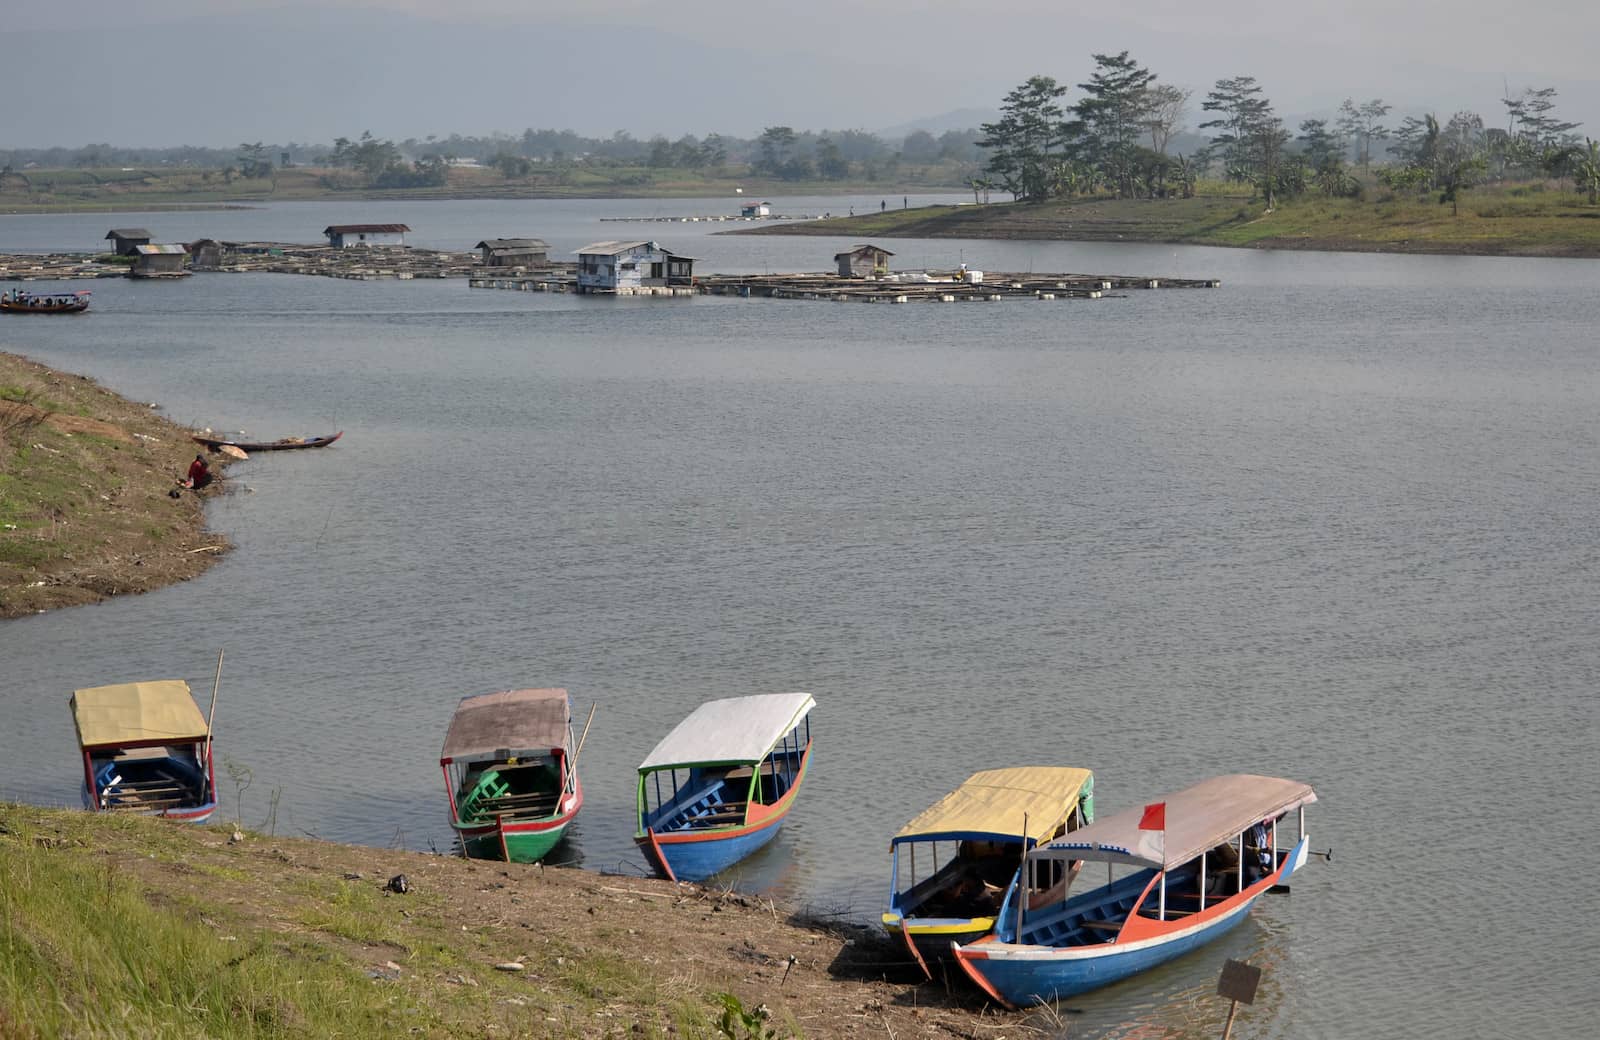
[2,198,1597,1038]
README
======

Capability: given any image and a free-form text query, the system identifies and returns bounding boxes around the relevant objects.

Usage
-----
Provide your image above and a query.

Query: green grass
[0,807,729,1038]
[754,180,1600,257]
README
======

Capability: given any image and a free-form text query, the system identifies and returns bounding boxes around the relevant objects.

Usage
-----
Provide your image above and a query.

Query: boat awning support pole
[1237,832,1245,894]
[1200,851,1207,911]
[1015,813,1029,940]
[1159,870,1166,921]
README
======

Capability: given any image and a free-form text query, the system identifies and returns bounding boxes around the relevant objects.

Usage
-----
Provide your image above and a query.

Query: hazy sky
[7,0,1597,147]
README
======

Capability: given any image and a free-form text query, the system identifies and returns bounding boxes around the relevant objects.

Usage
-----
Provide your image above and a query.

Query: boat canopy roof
[892,767,1093,846]
[639,692,814,771]
[440,688,570,765]
[71,680,208,750]
[1032,774,1317,870]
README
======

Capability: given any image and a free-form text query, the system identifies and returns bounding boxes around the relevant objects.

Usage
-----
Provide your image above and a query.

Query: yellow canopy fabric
[71,680,208,749]
[893,767,1093,844]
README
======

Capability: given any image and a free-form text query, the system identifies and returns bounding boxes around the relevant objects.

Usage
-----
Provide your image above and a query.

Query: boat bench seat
[1080,919,1123,932]
[684,801,747,826]
[117,781,187,793]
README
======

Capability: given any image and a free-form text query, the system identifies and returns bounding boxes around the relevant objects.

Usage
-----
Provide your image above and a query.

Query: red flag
[1138,802,1166,831]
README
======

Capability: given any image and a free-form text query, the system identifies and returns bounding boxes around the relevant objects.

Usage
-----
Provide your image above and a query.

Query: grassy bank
[0,805,975,1039]
[0,353,229,617]
[0,165,961,214]
[738,184,1600,258]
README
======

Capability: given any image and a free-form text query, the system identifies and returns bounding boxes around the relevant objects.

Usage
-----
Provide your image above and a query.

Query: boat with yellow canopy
[882,766,1094,977]
[70,680,217,823]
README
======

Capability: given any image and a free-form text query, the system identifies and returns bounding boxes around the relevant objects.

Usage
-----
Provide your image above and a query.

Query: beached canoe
[952,774,1319,1008]
[70,680,217,823]
[635,692,814,882]
[193,431,342,453]
[440,688,585,863]
[884,767,1095,977]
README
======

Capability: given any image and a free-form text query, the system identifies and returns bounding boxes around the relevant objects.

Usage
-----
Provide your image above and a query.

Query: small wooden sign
[1217,959,1261,1005]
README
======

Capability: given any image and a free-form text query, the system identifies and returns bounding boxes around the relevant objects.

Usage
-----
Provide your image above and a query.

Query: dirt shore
[0,352,231,618]
[1,805,1000,1038]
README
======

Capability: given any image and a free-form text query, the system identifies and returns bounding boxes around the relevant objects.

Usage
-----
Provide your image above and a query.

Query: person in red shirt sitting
[185,454,212,490]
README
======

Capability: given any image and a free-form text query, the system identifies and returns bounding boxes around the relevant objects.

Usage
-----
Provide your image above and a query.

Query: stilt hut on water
[105,228,152,256]
[835,244,894,278]
[130,244,189,278]
[476,239,549,267]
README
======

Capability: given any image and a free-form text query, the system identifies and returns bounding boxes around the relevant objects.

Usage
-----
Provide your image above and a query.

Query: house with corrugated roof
[834,244,894,278]
[573,240,694,293]
[323,223,411,248]
[476,238,548,267]
[130,244,189,278]
[105,228,152,256]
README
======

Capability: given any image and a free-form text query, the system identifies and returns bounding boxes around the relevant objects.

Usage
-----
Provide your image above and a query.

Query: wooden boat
[440,688,586,863]
[635,692,815,882]
[953,774,1318,1008]
[1,290,91,314]
[193,431,341,453]
[70,680,217,823]
[883,767,1095,977]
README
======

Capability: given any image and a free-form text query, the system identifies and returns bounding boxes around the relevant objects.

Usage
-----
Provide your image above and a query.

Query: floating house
[187,238,224,270]
[323,223,411,248]
[835,244,894,279]
[476,238,549,267]
[130,244,189,278]
[739,201,772,217]
[574,240,695,293]
[105,228,152,256]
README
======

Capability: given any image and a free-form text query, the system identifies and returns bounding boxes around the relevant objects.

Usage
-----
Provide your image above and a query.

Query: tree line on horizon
[0,125,986,189]
[975,53,1599,210]
[5,67,1598,210]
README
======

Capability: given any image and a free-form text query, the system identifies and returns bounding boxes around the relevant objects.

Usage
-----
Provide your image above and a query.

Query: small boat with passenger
[884,767,1096,977]
[69,680,217,822]
[952,773,1318,1008]
[1,289,91,314]
[635,692,815,882]
[439,688,590,863]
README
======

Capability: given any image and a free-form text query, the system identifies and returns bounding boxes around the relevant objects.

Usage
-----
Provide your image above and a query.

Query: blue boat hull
[958,836,1309,1007]
[641,812,785,882]
[964,900,1254,1003]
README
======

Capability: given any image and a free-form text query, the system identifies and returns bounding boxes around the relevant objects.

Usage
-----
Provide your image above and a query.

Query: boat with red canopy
[953,773,1319,1007]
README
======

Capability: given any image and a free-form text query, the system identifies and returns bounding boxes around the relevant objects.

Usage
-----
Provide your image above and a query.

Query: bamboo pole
[203,649,223,802]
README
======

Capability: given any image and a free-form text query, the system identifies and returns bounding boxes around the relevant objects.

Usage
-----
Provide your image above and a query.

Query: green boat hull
[457,819,570,863]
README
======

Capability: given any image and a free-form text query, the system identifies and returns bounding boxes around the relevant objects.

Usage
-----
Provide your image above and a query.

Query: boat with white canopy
[70,680,217,823]
[953,773,1318,1007]
[883,767,1095,977]
[635,692,815,882]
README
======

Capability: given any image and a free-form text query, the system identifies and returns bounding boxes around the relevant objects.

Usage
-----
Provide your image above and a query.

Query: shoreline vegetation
[740,188,1600,258]
[0,353,231,618]
[0,804,984,1038]
[4,165,1598,258]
